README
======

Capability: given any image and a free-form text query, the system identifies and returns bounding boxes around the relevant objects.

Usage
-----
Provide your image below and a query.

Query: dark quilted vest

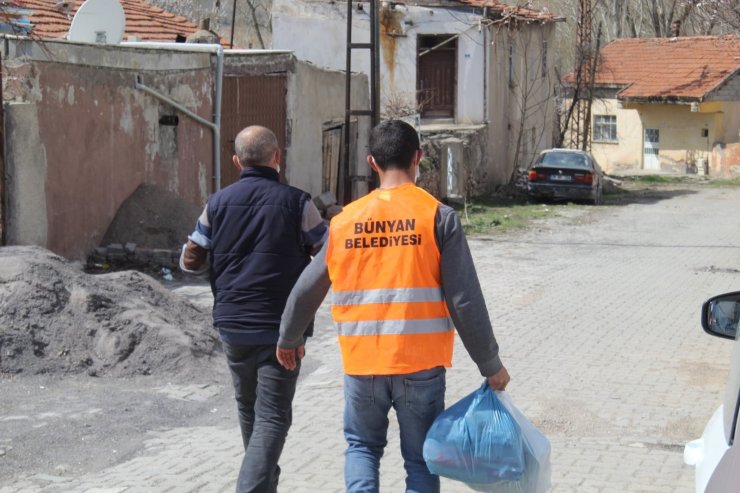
[207,166,311,344]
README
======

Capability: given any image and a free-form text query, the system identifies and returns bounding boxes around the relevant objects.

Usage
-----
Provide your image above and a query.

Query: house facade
[272,0,561,194]
[568,36,740,176]
[0,2,369,258]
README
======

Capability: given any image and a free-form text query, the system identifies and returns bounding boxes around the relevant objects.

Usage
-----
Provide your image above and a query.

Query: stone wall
[418,125,489,200]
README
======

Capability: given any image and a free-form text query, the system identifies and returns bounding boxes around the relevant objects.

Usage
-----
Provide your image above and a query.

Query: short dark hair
[369,120,420,171]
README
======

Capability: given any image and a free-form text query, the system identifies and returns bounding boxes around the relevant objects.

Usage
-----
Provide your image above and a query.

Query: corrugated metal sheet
[220,74,287,187]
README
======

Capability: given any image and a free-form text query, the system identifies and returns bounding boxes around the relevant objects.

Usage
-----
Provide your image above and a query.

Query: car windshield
[537,152,591,170]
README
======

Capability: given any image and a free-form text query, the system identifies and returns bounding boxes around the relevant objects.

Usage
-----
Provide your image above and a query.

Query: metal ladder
[343,0,380,203]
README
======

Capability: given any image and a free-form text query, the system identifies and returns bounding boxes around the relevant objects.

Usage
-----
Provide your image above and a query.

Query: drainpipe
[482,9,488,124]
[124,42,224,191]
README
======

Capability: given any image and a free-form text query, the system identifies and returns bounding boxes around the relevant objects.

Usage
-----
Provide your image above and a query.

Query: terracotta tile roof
[592,36,740,101]
[7,0,202,42]
[452,0,559,22]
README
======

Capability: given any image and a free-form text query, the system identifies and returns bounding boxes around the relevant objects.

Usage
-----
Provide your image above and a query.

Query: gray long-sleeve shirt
[278,203,503,378]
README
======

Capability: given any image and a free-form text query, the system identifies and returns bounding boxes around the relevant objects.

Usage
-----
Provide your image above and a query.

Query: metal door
[643,128,660,171]
[417,35,456,119]
[220,75,287,187]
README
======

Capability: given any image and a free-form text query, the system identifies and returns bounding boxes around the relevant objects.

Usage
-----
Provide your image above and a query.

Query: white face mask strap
[414,150,422,183]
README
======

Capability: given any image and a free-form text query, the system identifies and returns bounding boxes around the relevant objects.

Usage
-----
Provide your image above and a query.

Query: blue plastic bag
[423,381,525,484]
[468,391,552,493]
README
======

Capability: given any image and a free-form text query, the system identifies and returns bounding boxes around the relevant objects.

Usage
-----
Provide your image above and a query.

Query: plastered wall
[2,39,214,259]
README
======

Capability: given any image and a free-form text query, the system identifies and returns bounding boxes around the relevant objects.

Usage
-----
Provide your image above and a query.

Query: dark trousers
[222,341,300,493]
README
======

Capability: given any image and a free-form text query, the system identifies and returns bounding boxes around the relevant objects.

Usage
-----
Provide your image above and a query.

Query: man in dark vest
[180,125,327,493]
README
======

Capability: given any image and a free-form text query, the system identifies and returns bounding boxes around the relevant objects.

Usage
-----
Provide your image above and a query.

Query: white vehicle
[684,291,740,492]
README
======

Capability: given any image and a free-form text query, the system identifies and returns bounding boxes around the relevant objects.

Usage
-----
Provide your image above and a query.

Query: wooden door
[322,126,342,197]
[417,35,456,119]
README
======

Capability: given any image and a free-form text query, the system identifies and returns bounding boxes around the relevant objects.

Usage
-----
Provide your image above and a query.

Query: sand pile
[0,246,219,378]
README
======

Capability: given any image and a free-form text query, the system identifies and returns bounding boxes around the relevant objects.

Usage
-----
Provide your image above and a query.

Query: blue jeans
[222,341,300,493]
[343,366,446,493]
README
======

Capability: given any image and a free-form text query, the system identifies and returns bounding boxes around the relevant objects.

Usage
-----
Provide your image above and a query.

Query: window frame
[592,114,618,143]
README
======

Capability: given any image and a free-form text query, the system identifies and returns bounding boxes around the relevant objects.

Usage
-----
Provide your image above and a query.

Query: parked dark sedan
[526,149,604,205]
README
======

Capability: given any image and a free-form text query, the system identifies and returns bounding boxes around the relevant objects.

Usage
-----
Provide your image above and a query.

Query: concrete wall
[565,94,740,175]
[708,70,740,102]
[287,61,370,198]
[589,97,643,172]
[2,38,214,259]
[610,101,736,174]
[487,23,557,185]
[273,0,485,123]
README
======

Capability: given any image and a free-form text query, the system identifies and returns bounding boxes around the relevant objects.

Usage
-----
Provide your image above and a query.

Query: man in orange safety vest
[276,119,510,493]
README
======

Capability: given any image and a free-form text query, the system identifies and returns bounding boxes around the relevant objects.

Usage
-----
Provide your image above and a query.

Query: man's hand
[487,366,510,391]
[182,240,208,271]
[276,344,305,371]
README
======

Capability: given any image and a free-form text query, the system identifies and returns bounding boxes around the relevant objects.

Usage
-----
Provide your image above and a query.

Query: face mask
[414,163,421,184]
[277,165,281,175]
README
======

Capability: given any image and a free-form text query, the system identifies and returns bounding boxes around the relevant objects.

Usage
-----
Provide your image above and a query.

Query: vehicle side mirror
[702,291,740,340]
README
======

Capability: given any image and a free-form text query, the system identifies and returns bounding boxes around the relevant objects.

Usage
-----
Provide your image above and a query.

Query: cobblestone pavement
[2,186,739,492]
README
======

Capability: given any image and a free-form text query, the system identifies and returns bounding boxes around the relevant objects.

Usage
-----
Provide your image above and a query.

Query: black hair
[368,120,420,171]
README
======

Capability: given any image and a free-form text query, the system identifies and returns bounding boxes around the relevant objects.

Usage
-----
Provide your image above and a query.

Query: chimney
[187,18,221,44]
[671,20,681,37]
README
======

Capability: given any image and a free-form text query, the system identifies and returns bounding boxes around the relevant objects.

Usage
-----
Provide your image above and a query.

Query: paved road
[2,185,739,492]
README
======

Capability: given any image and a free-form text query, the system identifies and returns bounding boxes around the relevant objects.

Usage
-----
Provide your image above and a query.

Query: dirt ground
[0,246,227,483]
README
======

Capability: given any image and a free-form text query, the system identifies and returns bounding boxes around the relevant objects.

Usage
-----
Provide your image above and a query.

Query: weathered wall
[565,97,739,175]
[273,0,486,123]
[418,125,488,198]
[614,101,735,174]
[287,61,370,198]
[487,23,557,186]
[3,39,214,259]
[589,97,643,173]
[708,71,740,102]
[712,142,740,176]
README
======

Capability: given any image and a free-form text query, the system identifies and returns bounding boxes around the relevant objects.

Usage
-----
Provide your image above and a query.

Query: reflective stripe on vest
[332,287,445,306]
[336,317,453,336]
[326,184,455,375]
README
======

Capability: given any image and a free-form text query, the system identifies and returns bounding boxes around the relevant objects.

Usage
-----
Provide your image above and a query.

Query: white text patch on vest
[345,234,422,249]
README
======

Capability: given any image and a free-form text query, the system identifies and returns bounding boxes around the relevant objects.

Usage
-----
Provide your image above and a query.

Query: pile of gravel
[0,246,219,378]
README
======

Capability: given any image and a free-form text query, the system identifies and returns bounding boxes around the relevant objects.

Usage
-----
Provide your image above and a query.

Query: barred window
[593,115,617,142]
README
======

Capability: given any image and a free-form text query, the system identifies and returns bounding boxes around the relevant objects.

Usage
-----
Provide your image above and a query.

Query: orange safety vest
[326,183,454,375]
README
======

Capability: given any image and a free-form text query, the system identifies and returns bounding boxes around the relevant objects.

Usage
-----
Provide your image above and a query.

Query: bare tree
[691,0,740,33]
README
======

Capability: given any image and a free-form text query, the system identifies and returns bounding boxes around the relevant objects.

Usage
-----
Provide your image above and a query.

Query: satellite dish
[68,0,126,44]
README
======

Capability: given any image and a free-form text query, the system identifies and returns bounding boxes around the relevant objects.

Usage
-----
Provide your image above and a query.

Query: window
[593,115,617,142]
[542,41,548,78]
[508,45,515,86]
